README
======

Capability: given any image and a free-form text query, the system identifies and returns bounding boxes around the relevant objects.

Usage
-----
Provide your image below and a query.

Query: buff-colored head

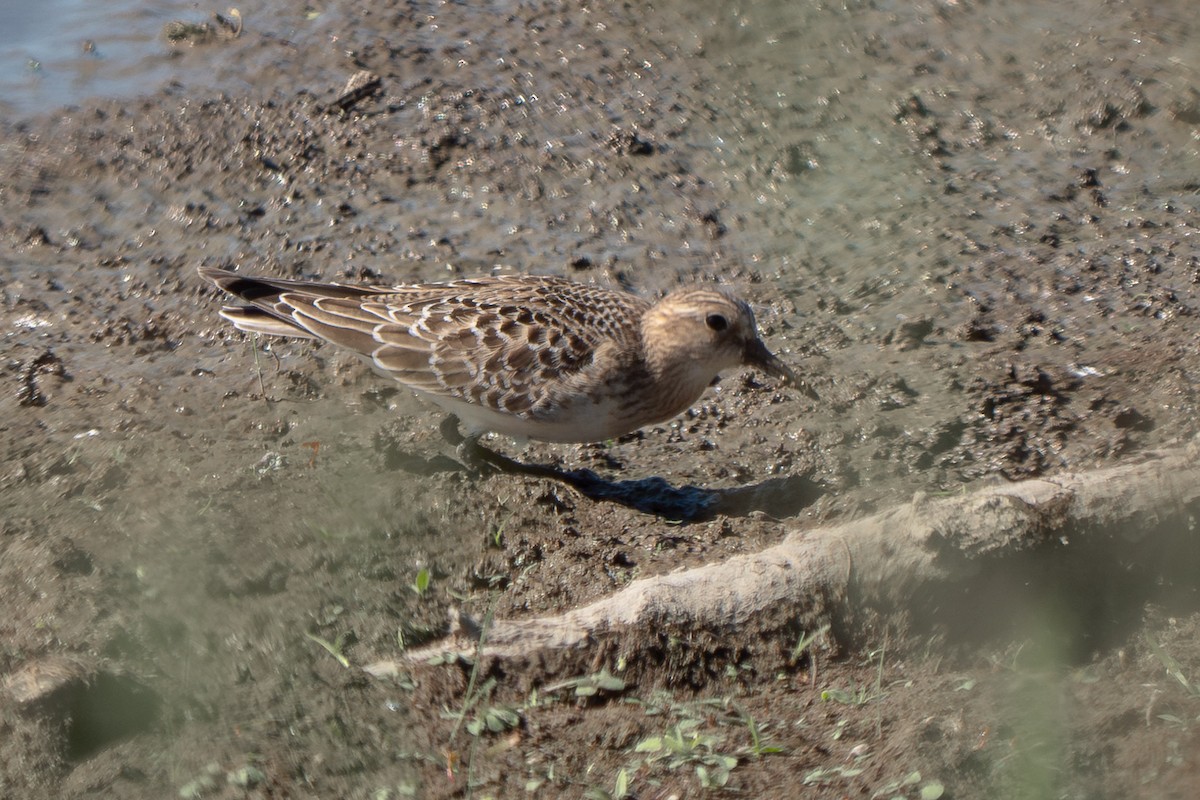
[641,288,796,392]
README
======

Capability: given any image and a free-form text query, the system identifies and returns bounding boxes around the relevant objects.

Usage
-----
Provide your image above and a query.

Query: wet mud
[2,0,1199,797]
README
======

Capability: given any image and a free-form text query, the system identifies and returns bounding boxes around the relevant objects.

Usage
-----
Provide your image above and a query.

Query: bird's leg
[438,415,512,475]
[456,431,495,474]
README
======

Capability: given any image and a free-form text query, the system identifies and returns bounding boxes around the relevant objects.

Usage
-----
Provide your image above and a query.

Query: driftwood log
[372,438,1200,672]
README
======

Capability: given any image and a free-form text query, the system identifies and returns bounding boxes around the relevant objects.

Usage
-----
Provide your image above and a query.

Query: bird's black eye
[706,313,729,332]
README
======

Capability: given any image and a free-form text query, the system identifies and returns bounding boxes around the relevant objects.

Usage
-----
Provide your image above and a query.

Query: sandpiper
[199,267,799,464]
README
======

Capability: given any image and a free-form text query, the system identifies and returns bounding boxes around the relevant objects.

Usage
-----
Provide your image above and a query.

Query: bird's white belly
[416,390,658,444]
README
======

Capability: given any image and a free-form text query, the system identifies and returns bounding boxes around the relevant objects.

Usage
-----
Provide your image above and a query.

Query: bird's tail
[198,266,378,339]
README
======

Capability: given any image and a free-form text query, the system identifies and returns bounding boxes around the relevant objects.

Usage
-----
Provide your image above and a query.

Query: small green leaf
[920,782,945,799]
[412,568,431,595]
[594,672,626,691]
[226,766,266,788]
[481,706,519,732]
[635,736,664,753]
[304,632,350,668]
[614,767,630,798]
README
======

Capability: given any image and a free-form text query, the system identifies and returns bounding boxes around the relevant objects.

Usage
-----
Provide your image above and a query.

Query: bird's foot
[455,437,506,476]
[439,415,515,475]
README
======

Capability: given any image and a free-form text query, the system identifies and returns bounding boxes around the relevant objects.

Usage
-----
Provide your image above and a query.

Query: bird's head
[641,287,797,389]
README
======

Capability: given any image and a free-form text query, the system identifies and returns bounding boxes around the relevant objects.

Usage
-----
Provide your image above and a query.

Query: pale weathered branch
[369,438,1199,672]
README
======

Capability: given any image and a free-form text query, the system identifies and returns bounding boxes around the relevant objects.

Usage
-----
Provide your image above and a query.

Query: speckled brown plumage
[199,267,796,445]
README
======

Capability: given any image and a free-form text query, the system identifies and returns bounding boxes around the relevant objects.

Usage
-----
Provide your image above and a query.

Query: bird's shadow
[386,444,823,522]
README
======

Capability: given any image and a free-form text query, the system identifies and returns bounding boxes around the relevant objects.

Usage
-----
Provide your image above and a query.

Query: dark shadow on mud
[897,506,1200,665]
[65,673,161,762]
[15,668,162,763]
[385,445,823,522]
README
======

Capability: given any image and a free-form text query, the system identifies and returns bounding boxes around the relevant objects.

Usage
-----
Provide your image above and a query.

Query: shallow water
[0,0,327,116]
[0,0,190,114]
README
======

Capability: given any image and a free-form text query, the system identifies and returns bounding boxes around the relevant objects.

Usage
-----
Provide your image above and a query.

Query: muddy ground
[2,0,1200,797]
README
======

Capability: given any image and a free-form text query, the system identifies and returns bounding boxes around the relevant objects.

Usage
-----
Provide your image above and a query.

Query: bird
[198,267,800,467]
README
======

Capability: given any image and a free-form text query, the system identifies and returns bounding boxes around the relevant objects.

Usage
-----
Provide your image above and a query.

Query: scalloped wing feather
[211,273,650,419]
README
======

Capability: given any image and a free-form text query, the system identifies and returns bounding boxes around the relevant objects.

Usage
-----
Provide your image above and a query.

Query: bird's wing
[249,275,647,417]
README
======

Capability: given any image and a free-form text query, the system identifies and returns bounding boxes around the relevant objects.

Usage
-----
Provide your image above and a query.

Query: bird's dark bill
[743,338,822,400]
[743,338,797,386]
